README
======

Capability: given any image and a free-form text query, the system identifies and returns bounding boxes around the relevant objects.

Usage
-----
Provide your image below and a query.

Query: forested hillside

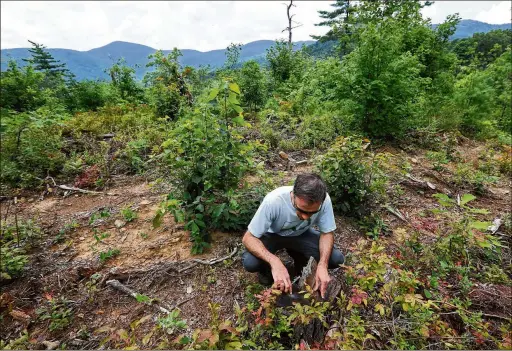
[0,40,314,80]
[1,1,511,350]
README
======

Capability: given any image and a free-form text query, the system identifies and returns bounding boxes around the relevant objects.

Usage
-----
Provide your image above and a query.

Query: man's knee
[328,248,345,269]
[242,251,267,273]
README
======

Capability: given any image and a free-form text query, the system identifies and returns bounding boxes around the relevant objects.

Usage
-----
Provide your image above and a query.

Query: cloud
[475,1,511,24]
[1,1,510,51]
[421,1,511,25]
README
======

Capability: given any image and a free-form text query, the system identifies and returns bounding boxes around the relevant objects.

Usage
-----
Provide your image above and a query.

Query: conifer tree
[22,40,71,78]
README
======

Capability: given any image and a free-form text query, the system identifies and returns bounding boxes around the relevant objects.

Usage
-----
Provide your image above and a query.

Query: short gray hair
[293,173,327,204]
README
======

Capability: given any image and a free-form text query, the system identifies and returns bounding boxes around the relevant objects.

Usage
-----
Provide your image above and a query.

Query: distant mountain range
[1,20,510,81]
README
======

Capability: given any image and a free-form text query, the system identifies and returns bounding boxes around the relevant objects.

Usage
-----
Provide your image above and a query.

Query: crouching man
[241,173,344,298]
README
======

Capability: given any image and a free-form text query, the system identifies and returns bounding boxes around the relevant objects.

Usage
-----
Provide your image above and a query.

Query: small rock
[488,218,502,234]
[42,340,60,350]
[140,200,151,206]
[79,236,85,241]
[114,220,125,228]
[170,237,180,243]
[120,227,126,232]
[186,286,193,294]
[121,235,128,242]
[411,158,418,164]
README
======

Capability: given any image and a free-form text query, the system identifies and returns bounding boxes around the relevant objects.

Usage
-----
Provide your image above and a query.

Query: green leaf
[196,204,204,212]
[179,336,191,345]
[424,289,432,299]
[228,82,240,95]
[190,221,199,234]
[225,341,243,350]
[232,115,245,126]
[207,88,219,101]
[228,93,239,105]
[433,193,454,207]
[212,203,226,218]
[152,210,164,228]
[468,208,490,214]
[232,104,243,114]
[459,194,476,206]
[470,221,491,230]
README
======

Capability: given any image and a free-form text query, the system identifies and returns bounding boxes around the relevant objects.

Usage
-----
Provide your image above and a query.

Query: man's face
[292,193,322,220]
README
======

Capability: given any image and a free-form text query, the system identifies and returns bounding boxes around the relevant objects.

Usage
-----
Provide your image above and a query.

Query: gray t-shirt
[248,186,336,238]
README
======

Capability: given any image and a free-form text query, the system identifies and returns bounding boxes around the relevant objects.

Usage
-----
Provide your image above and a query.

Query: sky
[1,1,511,52]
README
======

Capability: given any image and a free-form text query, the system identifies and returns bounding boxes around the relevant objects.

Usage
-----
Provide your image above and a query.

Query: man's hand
[313,264,331,299]
[270,258,292,294]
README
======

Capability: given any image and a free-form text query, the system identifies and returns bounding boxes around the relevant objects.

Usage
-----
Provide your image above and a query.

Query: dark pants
[242,228,345,276]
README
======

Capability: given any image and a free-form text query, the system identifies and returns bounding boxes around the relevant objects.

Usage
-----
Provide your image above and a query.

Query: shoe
[258,271,274,286]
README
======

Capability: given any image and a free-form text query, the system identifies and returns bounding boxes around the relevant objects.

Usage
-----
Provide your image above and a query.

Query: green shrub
[36,297,73,332]
[0,246,28,280]
[155,80,255,253]
[298,113,343,150]
[316,136,387,216]
[452,163,499,195]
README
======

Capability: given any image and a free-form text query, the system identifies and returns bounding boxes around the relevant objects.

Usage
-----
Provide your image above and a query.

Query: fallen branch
[190,246,238,265]
[106,279,171,314]
[102,247,239,284]
[404,173,436,190]
[279,151,308,171]
[385,205,407,222]
[56,185,117,196]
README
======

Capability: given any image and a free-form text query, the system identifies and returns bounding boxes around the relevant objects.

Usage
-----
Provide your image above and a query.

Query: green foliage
[99,248,120,263]
[144,49,190,120]
[155,80,255,253]
[449,29,512,68]
[22,40,71,79]
[120,206,137,222]
[106,58,144,103]
[316,136,386,216]
[452,163,499,195]
[239,60,267,112]
[0,60,47,112]
[224,43,243,71]
[0,246,28,280]
[1,218,41,280]
[36,297,73,332]
[337,18,427,138]
[266,40,308,86]
[157,310,188,335]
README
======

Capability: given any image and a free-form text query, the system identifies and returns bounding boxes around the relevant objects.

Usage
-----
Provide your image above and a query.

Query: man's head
[292,173,327,220]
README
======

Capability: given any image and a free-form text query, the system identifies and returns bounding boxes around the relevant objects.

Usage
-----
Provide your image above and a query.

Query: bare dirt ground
[1,139,511,349]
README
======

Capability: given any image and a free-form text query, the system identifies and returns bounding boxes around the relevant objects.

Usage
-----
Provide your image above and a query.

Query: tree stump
[291,257,343,345]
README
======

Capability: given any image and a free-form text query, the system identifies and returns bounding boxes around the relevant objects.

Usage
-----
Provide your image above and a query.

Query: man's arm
[318,232,334,267]
[242,231,292,293]
[314,232,334,298]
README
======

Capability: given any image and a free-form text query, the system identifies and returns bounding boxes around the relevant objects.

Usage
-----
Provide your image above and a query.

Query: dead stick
[106,279,171,314]
[385,205,407,222]
[14,211,20,248]
[190,247,238,265]
[57,185,117,196]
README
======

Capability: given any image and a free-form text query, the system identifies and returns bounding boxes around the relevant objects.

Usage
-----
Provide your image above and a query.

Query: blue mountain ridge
[1,20,510,81]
